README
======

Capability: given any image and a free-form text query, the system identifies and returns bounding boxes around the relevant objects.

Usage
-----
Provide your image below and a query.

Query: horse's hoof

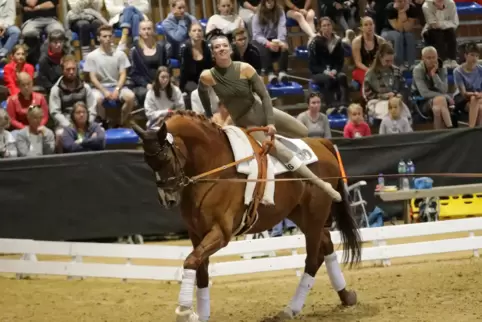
[175,306,199,322]
[340,289,357,306]
[276,307,296,320]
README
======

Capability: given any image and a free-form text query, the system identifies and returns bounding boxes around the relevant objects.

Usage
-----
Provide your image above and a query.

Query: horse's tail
[318,138,362,267]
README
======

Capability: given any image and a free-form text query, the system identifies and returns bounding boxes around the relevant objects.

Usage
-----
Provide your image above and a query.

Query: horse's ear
[131,122,146,140]
[157,120,167,142]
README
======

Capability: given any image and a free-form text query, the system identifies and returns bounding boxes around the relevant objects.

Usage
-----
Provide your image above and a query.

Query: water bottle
[377,173,385,191]
[398,160,408,190]
[406,159,415,188]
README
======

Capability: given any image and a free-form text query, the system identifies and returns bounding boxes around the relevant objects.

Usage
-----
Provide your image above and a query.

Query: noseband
[144,133,190,190]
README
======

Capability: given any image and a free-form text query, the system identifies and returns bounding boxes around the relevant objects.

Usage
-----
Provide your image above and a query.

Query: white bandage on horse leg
[285,155,303,171]
[325,252,346,292]
[288,273,315,314]
[178,269,197,308]
[196,287,210,321]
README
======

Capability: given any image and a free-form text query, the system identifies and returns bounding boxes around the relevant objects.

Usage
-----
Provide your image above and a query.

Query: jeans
[252,40,289,74]
[120,6,144,39]
[271,219,296,237]
[0,26,21,56]
[423,28,457,61]
[381,29,416,67]
[21,17,64,65]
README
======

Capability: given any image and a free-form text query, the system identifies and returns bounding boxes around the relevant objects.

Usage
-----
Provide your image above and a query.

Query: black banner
[1,128,482,241]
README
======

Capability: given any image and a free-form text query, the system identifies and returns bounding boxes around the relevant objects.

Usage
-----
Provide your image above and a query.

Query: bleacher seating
[1,101,6,109]
[456,1,482,14]
[267,81,304,96]
[327,113,348,129]
[105,128,139,145]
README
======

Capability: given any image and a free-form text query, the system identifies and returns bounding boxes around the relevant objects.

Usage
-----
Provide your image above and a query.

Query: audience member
[412,46,453,129]
[206,0,245,40]
[364,42,411,122]
[271,218,297,237]
[343,103,371,138]
[50,55,97,149]
[309,17,349,109]
[4,45,35,96]
[129,20,169,106]
[6,72,49,130]
[296,92,332,138]
[379,96,413,134]
[144,66,184,126]
[20,0,65,65]
[284,0,316,38]
[381,0,416,68]
[61,102,106,153]
[66,0,107,59]
[238,0,259,32]
[212,101,233,126]
[252,0,289,83]
[453,43,482,128]
[162,0,197,58]
[84,25,135,127]
[15,105,55,157]
[373,0,391,35]
[0,109,17,158]
[231,28,261,73]
[0,0,21,60]
[37,30,74,93]
[351,17,385,88]
[422,0,458,68]
[179,22,212,109]
[104,0,150,44]
[319,0,357,32]
[191,87,220,114]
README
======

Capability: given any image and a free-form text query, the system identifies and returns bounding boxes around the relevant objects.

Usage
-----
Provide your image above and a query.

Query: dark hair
[307,92,321,104]
[48,29,67,42]
[61,55,77,68]
[465,42,479,55]
[11,44,28,58]
[97,25,113,36]
[370,42,395,72]
[152,66,174,101]
[232,28,247,39]
[257,0,282,26]
[70,101,90,129]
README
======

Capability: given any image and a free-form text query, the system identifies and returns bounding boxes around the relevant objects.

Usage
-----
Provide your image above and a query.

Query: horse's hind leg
[320,228,357,306]
[196,258,211,321]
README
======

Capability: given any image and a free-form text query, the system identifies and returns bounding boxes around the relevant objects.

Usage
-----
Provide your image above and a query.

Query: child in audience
[343,103,372,138]
[212,102,233,126]
[379,97,413,134]
[0,109,17,158]
[3,45,35,96]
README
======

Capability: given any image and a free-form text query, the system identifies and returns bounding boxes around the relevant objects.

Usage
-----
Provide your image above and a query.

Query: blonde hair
[27,105,44,118]
[0,109,11,129]
[388,97,402,118]
[348,103,363,115]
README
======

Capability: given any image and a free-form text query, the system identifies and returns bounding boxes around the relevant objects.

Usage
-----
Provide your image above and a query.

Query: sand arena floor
[1,233,482,322]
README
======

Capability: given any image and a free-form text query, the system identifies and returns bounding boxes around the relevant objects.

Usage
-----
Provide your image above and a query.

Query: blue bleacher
[0,67,4,81]
[1,101,6,109]
[156,22,164,35]
[199,18,208,29]
[286,17,298,28]
[114,28,123,38]
[309,80,361,92]
[327,113,348,129]
[170,58,180,68]
[79,60,85,71]
[456,2,482,14]
[105,128,139,145]
[267,81,303,96]
[295,46,309,60]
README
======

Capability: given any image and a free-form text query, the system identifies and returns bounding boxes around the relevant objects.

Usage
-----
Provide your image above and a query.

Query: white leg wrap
[288,273,315,314]
[285,155,303,171]
[325,253,346,292]
[179,269,197,308]
[196,287,210,321]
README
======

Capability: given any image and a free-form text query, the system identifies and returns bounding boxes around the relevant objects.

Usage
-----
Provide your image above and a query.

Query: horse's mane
[163,110,224,134]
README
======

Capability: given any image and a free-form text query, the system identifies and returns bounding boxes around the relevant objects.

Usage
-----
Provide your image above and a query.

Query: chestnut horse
[132,110,362,321]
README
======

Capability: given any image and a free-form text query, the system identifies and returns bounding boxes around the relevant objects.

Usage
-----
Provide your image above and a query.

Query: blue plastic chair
[1,101,6,109]
[105,128,139,145]
[267,81,304,96]
[328,113,348,129]
[156,22,164,35]
[456,2,482,15]
[170,59,180,68]
[295,46,309,60]
[286,17,298,27]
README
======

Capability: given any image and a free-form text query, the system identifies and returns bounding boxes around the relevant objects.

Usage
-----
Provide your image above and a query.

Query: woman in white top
[206,0,245,40]
[144,66,185,127]
[0,109,17,158]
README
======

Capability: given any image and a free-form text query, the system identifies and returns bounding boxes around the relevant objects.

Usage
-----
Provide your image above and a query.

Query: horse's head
[132,120,186,209]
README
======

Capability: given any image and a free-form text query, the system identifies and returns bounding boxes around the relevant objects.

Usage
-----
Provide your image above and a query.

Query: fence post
[67,255,83,280]
[373,240,391,267]
[16,252,38,280]
[469,232,480,258]
[122,258,132,282]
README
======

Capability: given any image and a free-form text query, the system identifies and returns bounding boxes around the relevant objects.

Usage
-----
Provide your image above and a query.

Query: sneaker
[268,73,278,85]
[278,71,289,84]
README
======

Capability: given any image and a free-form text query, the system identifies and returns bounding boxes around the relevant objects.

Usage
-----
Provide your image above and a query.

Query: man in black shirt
[19,0,64,65]
[231,28,262,74]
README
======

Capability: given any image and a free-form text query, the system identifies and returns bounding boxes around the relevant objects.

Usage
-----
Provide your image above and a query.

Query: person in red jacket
[3,44,35,96]
[343,103,372,138]
[6,72,49,130]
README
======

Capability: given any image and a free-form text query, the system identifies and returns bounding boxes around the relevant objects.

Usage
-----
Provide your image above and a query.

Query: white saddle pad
[222,125,318,206]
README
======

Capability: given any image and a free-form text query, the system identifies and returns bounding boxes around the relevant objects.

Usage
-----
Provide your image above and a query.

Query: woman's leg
[468,96,481,128]
[276,48,290,80]
[120,7,142,43]
[312,73,336,109]
[423,29,446,61]
[306,9,316,34]
[477,100,482,126]
[403,31,416,66]
[184,81,198,110]
[71,20,92,58]
[335,72,349,106]
[286,10,316,38]
[431,96,452,129]
[443,28,458,62]
[90,19,104,47]
[381,30,404,66]
[254,41,275,80]
[133,86,148,108]
[272,108,308,138]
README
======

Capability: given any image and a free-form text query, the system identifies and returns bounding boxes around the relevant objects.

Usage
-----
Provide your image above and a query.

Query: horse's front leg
[176,226,226,322]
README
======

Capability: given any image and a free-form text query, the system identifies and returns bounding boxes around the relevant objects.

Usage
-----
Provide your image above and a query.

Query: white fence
[0,218,481,282]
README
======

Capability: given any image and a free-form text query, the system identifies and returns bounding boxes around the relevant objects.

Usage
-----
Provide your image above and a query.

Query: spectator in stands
[252,0,289,83]
[232,28,262,73]
[6,72,49,130]
[162,0,198,58]
[308,17,349,110]
[0,0,21,60]
[206,0,245,40]
[421,0,458,68]
[37,30,74,93]
[379,96,413,134]
[412,46,453,129]
[351,17,385,89]
[20,0,64,65]
[319,0,357,33]
[343,103,371,138]
[129,20,169,107]
[15,105,55,157]
[271,218,297,237]
[104,0,150,45]
[4,45,35,96]
[238,0,259,33]
[61,101,106,153]
[0,109,16,158]
[145,66,184,127]
[284,0,316,38]
[296,92,332,138]
[84,25,135,127]
[191,87,220,114]
[453,42,482,128]
[50,55,97,149]
[381,0,417,68]
[212,101,233,126]
[179,22,212,110]
[364,42,411,122]
[66,0,107,59]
